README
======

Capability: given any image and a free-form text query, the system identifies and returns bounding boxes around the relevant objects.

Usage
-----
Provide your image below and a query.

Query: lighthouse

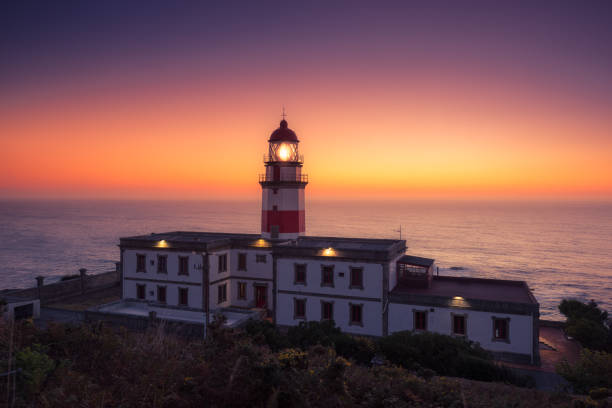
[259,119,308,239]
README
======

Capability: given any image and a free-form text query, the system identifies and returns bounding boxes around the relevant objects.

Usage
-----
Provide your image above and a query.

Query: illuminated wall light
[254,239,270,248]
[322,247,336,256]
[156,240,169,248]
[452,296,464,300]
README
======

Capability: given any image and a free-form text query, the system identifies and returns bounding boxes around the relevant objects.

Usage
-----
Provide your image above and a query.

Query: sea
[1,199,611,320]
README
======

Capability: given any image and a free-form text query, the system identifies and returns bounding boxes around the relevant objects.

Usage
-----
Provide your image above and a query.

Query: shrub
[16,344,56,394]
[559,300,608,324]
[556,349,612,394]
[378,330,532,386]
[559,299,611,351]
[287,320,342,348]
[243,319,289,351]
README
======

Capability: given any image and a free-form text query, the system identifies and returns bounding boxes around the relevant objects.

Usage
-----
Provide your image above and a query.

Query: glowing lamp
[156,240,169,248]
[254,238,270,248]
[277,143,291,161]
[452,296,464,300]
[322,247,336,256]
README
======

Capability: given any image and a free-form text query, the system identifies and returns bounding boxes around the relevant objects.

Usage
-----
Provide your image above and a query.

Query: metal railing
[259,174,309,183]
[263,154,304,164]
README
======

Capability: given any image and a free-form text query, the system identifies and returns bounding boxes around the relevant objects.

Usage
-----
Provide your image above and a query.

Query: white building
[118,118,540,365]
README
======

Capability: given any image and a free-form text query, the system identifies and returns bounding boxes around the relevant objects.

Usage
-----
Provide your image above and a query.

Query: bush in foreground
[556,349,612,395]
[558,299,611,351]
[0,320,582,407]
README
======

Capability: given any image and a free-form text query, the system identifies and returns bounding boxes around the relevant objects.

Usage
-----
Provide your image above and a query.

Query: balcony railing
[263,154,304,164]
[259,174,309,183]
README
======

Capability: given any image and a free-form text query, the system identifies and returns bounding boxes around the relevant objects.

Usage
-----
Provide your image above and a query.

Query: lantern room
[266,120,302,163]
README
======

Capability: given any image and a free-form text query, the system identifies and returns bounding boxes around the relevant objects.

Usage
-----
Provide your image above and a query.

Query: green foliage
[565,318,610,351]
[559,300,608,324]
[556,349,612,394]
[287,320,342,348]
[243,319,289,351]
[378,330,533,386]
[16,344,55,394]
[558,299,611,351]
[0,321,585,407]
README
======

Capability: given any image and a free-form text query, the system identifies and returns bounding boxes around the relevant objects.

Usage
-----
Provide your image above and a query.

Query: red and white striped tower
[260,118,308,240]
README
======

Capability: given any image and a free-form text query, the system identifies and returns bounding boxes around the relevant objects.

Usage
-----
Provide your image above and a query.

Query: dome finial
[280,106,288,127]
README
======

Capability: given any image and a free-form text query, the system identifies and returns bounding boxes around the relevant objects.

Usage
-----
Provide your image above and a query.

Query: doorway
[255,285,267,308]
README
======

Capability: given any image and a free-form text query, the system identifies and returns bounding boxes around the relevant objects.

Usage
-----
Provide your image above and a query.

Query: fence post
[35,276,45,301]
[79,268,87,294]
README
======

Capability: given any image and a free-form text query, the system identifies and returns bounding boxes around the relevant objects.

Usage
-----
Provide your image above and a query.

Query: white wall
[209,248,273,310]
[262,186,305,211]
[388,303,533,357]
[276,258,384,336]
[2,299,41,321]
[388,253,405,291]
[123,280,202,309]
[122,249,204,309]
[277,293,383,336]
[277,258,383,298]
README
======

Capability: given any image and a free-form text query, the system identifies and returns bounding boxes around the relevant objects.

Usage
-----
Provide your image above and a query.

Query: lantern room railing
[263,154,304,164]
[259,174,309,183]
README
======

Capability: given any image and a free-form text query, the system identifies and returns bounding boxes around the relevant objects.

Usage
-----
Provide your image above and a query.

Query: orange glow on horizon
[1,71,611,201]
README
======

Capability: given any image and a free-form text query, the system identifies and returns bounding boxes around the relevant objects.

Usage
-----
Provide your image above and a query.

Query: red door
[255,286,267,308]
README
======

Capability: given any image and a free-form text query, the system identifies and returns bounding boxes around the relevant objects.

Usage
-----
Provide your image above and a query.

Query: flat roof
[398,255,435,267]
[121,231,258,244]
[290,236,402,252]
[392,276,536,304]
[120,231,404,252]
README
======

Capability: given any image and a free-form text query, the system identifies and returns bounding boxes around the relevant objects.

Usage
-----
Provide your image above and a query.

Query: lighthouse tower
[260,119,308,240]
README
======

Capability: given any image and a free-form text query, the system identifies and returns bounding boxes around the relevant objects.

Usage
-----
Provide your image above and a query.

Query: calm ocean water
[1,199,611,320]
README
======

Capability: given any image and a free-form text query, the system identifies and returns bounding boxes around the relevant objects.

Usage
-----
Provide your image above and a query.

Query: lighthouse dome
[269,120,298,142]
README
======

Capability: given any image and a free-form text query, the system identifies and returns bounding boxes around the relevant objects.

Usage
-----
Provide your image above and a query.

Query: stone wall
[84,310,205,338]
[5,270,120,305]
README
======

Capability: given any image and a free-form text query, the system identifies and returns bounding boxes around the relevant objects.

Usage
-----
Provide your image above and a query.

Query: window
[157,255,167,274]
[178,287,188,306]
[218,254,227,273]
[493,318,509,341]
[350,267,363,289]
[217,283,227,304]
[321,301,333,321]
[157,286,167,303]
[238,253,247,271]
[349,304,363,326]
[452,314,466,336]
[136,254,146,272]
[256,254,267,263]
[414,310,427,330]
[294,298,306,319]
[136,284,146,299]
[178,256,189,276]
[321,265,334,287]
[294,264,306,284]
[238,282,247,300]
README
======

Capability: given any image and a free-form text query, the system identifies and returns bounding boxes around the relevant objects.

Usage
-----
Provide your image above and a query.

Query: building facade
[118,119,540,365]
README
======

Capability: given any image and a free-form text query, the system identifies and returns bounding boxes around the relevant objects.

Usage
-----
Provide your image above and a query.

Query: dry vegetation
[0,318,595,408]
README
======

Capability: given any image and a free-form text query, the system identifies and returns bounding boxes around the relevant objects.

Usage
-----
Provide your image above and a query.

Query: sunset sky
[1,1,611,200]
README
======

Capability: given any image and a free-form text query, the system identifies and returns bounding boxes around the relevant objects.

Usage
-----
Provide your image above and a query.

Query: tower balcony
[259,174,308,185]
[263,154,304,164]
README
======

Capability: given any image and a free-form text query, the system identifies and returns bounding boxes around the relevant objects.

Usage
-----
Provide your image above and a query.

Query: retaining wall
[5,270,120,305]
